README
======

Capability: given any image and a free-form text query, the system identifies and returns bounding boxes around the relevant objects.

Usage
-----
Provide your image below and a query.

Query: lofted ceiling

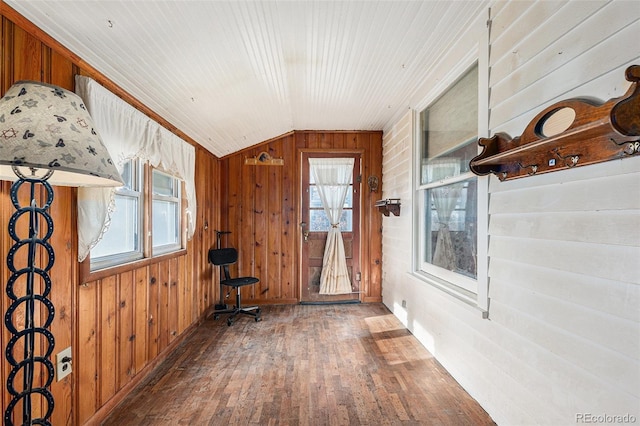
[6,0,489,158]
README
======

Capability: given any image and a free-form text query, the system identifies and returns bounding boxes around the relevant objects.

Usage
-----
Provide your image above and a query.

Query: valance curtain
[309,158,354,295]
[427,158,461,270]
[75,75,197,262]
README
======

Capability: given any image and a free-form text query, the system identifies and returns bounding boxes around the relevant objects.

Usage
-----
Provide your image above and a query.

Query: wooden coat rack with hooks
[470,65,640,181]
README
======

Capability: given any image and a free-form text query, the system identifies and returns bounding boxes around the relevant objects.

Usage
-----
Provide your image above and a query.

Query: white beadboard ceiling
[6,0,488,157]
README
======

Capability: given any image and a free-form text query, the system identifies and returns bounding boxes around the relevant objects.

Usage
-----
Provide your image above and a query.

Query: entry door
[300,152,360,303]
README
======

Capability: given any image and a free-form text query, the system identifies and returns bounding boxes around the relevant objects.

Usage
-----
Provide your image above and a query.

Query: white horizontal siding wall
[381,1,640,424]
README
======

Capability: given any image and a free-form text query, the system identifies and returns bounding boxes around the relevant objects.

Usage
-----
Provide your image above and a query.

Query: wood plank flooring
[101,304,495,425]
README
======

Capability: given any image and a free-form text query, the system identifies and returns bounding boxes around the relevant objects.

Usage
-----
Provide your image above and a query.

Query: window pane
[120,161,133,190]
[421,141,477,185]
[309,209,352,232]
[420,65,478,185]
[309,186,323,208]
[152,199,179,247]
[310,186,352,208]
[91,194,139,258]
[152,170,175,196]
[424,178,477,279]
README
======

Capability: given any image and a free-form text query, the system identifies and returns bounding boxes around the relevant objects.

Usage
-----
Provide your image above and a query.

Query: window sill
[81,249,188,284]
[409,270,489,319]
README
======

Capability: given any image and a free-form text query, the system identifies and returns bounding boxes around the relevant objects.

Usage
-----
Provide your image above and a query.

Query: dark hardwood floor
[101,304,495,425]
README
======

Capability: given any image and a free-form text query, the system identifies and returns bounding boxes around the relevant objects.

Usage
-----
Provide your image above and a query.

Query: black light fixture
[0,81,122,425]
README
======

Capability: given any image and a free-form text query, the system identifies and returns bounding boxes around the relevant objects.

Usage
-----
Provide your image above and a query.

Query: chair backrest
[208,247,238,266]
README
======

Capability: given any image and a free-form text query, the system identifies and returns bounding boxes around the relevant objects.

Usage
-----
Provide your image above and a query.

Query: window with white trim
[90,161,183,270]
[152,168,182,255]
[90,159,143,269]
[415,63,487,305]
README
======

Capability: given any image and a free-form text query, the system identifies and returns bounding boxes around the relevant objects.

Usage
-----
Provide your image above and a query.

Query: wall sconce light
[367,175,379,192]
[0,81,122,425]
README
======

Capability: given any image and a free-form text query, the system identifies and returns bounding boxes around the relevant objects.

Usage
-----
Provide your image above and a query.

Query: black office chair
[209,247,261,326]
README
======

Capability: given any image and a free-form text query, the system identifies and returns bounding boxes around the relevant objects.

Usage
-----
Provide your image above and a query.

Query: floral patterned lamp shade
[0,80,123,187]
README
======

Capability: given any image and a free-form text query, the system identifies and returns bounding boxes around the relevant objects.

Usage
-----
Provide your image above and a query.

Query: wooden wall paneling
[47,187,75,426]
[252,147,268,302]
[2,17,13,91]
[370,134,384,302]
[147,264,160,360]
[266,142,283,300]
[213,156,229,307]
[11,24,40,81]
[133,266,149,375]
[177,252,189,335]
[168,256,179,343]
[199,148,211,311]
[99,276,118,406]
[280,134,297,301]
[157,260,170,354]
[77,282,98,424]
[194,150,204,315]
[47,49,75,89]
[240,152,256,283]
[371,135,384,302]
[229,153,248,300]
[192,148,216,314]
[117,271,134,391]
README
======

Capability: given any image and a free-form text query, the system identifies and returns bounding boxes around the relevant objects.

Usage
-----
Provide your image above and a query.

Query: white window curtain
[309,158,354,295]
[75,75,197,262]
[427,158,462,270]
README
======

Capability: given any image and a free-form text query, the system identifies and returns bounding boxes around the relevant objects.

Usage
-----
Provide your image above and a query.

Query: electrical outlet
[56,346,72,381]
[401,299,407,308]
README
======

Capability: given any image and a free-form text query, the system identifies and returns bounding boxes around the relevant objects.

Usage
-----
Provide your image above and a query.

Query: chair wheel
[214,315,219,320]
[227,318,233,326]
[255,316,261,322]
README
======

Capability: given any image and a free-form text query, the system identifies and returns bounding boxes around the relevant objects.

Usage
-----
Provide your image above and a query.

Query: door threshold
[299,300,361,306]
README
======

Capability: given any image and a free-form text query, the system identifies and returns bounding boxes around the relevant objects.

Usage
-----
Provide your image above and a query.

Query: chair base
[212,285,261,326]
[213,305,261,326]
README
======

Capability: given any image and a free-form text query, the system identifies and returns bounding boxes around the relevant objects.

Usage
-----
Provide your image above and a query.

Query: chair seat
[222,277,259,288]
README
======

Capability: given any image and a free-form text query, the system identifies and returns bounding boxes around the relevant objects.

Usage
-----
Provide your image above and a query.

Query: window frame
[87,160,186,274]
[411,48,489,314]
[89,158,144,270]
[151,168,182,256]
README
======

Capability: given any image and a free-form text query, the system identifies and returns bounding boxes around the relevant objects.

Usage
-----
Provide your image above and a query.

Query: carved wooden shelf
[245,151,284,166]
[375,199,401,216]
[470,65,640,181]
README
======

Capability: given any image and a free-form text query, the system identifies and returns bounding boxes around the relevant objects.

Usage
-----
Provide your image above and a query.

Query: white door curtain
[75,75,197,262]
[309,157,354,295]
